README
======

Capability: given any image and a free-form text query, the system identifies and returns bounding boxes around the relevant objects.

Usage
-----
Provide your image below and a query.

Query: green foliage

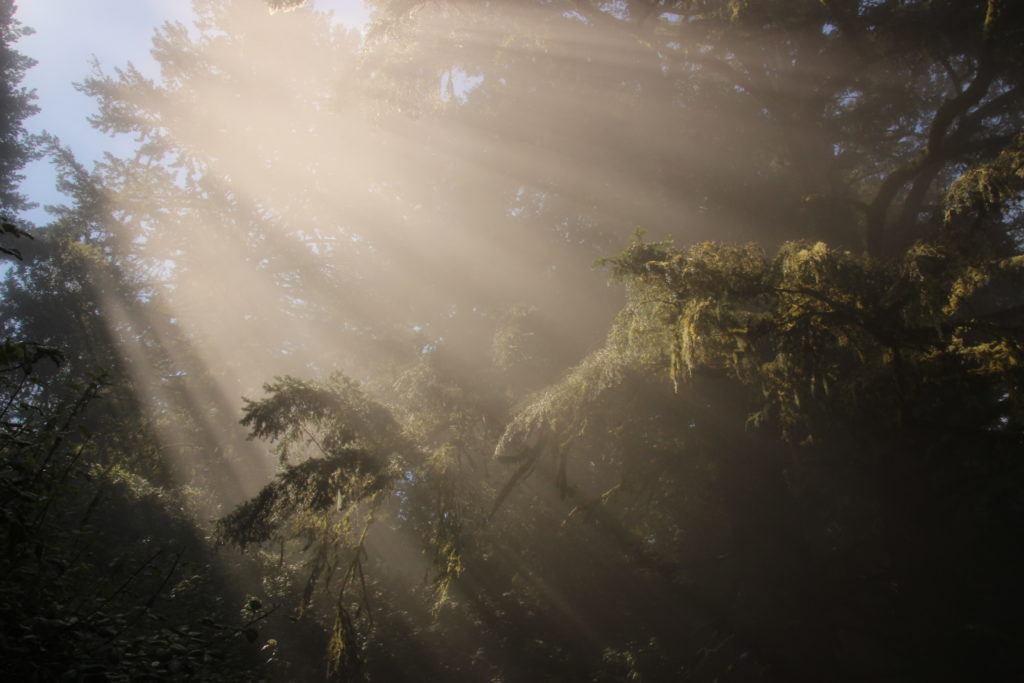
[588,231,1024,442]
[0,358,265,681]
[946,132,1024,226]
[217,449,391,549]
[240,374,407,465]
[488,223,1024,679]
[218,345,557,679]
[0,0,41,215]
[219,375,414,679]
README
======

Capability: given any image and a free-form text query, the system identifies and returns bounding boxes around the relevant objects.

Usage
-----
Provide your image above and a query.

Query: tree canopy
[1,0,1023,681]
[0,0,39,217]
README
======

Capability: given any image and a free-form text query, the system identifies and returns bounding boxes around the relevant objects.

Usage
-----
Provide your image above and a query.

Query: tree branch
[865,56,998,255]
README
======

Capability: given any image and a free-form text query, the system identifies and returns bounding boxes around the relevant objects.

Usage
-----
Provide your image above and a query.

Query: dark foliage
[3,0,1023,681]
[0,0,39,217]
[0,357,269,681]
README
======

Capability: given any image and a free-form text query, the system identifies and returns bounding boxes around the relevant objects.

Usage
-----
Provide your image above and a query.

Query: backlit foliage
[507,216,1023,453]
[4,0,1024,679]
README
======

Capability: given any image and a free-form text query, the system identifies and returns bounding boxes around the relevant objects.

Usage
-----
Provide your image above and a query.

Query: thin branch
[866,43,999,255]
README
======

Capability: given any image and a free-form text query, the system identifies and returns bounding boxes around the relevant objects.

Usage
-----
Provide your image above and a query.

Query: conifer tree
[0,0,39,217]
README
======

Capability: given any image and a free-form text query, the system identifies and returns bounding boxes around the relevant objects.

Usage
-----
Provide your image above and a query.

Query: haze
[3,1,1022,681]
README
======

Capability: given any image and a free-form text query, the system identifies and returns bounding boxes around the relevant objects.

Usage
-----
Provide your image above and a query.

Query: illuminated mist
[85,0,714,500]
[16,0,1020,680]
[71,3,727,672]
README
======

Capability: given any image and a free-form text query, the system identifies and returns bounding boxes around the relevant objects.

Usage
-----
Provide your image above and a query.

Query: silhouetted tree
[0,0,39,216]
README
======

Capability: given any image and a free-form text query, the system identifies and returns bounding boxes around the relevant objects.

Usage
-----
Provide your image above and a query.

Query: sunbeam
[3,0,1024,680]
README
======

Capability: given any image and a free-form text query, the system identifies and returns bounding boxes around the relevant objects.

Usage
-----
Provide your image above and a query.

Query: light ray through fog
[72,10,711,661]
[79,0,743,506]
[83,0,742,517]
[6,1,1021,679]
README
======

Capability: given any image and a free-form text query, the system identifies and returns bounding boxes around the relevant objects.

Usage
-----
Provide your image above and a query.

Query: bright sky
[15,0,370,224]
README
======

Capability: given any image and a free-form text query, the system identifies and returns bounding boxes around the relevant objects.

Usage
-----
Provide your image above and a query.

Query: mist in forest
[81,0,717,504]
[2,0,1023,681]
[90,1,651,496]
